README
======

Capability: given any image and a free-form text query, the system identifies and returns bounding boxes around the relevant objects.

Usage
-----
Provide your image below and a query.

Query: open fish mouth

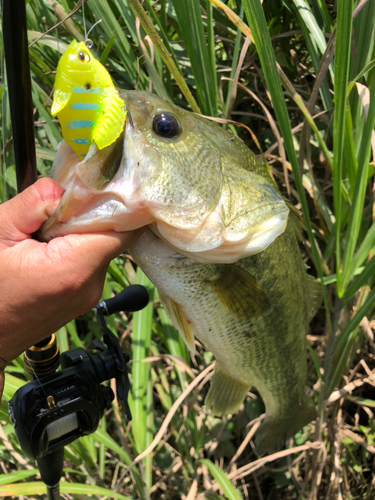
[38,90,290,264]
[37,108,149,240]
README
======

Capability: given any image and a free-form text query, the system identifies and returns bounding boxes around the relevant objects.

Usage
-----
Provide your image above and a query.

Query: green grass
[1,0,375,498]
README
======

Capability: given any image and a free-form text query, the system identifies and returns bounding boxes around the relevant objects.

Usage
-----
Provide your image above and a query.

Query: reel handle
[95,284,149,316]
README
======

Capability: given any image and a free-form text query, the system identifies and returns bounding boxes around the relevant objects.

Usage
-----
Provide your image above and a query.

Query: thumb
[0,178,64,244]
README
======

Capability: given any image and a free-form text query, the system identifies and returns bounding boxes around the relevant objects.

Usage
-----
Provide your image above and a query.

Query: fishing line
[82,0,102,50]
[82,0,87,42]
[86,19,102,44]
[30,365,49,400]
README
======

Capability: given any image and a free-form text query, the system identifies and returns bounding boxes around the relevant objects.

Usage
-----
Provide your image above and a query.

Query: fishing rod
[2,2,149,498]
[2,0,37,191]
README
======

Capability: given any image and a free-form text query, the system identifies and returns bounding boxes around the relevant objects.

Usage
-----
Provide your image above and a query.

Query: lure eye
[78,51,91,63]
[152,113,181,138]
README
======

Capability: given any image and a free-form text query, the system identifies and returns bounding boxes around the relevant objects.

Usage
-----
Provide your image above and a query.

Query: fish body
[40,91,320,455]
[131,226,318,455]
[51,40,126,160]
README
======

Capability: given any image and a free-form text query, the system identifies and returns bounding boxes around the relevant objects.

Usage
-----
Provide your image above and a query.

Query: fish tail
[255,392,316,456]
[205,364,250,415]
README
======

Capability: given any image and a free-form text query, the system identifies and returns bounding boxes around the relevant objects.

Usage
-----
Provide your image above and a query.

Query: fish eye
[152,113,181,138]
[78,51,91,63]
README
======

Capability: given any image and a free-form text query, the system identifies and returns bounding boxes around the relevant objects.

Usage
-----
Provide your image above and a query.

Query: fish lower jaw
[152,209,289,264]
[38,197,154,240]
[240,209,289,255]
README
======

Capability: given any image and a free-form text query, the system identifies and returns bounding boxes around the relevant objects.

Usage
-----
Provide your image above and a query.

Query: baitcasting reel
[8,285,149,496]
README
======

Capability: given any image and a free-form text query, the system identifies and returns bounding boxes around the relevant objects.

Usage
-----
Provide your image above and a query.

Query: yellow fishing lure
[51,40,126,159]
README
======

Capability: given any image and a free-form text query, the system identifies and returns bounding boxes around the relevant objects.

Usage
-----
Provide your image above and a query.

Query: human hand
[0,177,142,367]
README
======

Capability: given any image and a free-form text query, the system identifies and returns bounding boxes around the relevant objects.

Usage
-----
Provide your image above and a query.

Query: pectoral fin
[93,89,126,150]
[159,293,196,354]
[209,265,269,319]
[51,88,72,115]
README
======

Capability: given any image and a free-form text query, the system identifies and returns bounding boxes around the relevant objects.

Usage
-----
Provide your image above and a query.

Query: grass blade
[94,427,133,465]
[0,481,132,499]
[343,254,375,303]
[289,0,333,111]
[0,470,38,486]
[341,75,375,293]
[331,0,353,295]
[336,287,375,351]
[208,0,254,42]
[130,267,155,493]
[200,459,242,500]
[290,0,328,57]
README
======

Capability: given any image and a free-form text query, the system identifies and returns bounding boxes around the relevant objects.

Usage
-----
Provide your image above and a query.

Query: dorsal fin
[305,274,323,322]
[209,265,269,319]
[285,201,305,241]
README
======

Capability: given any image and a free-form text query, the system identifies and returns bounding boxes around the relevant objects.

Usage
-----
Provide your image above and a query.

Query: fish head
[39,90,289,263]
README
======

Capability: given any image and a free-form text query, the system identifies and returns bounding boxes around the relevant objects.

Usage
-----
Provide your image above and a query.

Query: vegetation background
[1,0,375,498]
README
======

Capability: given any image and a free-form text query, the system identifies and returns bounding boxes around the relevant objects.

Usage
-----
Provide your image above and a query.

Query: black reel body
[8,285,149,464]
[9,345,118,460]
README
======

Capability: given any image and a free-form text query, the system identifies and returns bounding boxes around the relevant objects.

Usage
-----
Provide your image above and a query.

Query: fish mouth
[37,193,150,241]
[36,110,148,242]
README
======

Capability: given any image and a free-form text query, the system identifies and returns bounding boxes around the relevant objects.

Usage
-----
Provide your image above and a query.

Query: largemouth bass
[39,90,320,455]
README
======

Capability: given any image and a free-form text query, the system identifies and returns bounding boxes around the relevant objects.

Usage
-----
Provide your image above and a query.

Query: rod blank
[3,0,37,193]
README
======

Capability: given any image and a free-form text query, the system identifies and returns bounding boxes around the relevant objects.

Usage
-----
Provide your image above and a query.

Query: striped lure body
[51,40,126,159]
